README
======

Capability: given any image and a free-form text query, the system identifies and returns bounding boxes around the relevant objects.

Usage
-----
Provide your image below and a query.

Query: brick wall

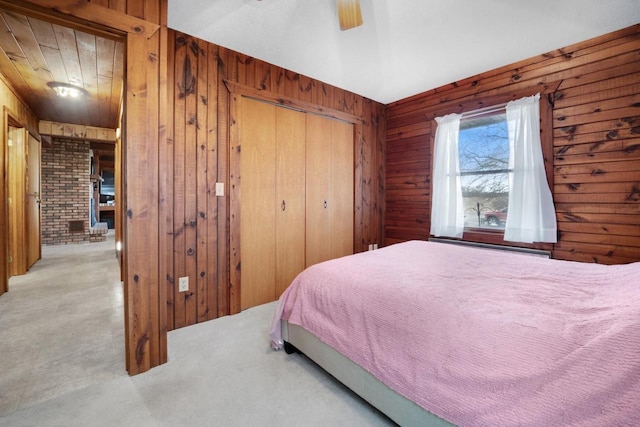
[41,138,91,245]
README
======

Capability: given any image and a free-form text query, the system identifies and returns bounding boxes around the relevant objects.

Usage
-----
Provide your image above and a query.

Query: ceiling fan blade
[336,0,363,31]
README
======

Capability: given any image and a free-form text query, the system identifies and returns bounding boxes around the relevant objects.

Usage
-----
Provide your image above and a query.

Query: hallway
[0,234,125,415]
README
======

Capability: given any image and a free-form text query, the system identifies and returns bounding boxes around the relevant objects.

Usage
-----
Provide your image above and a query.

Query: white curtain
[431,113,464,238]
[504,94,557,243]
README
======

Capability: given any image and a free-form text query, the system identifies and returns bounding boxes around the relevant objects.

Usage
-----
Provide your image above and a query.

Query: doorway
[0,3,127,410]
[0,0,169,375]
[0,6,124,276]
[5,119,41,278]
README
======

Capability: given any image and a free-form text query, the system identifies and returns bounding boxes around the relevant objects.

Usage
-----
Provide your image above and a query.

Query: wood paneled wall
[0,77,39,134]
[385,24,640,264]
[0,74,38,295]
[165,30,386,330]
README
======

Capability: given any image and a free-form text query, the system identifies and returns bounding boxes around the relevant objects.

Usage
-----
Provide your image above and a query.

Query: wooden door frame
[1,0,167,375]
[0,110,10,294]
[4,109,27,278]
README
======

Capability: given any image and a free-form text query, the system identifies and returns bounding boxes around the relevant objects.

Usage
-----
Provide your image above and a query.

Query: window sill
[451,229,553,252]
[464,227,504,235]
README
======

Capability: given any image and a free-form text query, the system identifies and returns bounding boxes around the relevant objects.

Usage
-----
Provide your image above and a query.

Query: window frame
[429,92,555,251]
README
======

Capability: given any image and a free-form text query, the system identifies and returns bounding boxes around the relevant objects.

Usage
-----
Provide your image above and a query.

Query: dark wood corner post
[122,6,168,375]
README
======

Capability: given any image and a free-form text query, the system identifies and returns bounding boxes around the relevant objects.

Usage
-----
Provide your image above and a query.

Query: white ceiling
[168,0,640,104]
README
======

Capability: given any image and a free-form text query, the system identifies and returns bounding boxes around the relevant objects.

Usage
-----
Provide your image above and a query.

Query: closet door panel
[305,113,332,267]
[275,107,306,296]
[240,98,277,310]
[331,120,354,258]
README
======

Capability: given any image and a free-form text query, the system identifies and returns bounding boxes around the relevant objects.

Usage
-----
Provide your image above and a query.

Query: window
[459,112,510,230]
[431,94,557,244]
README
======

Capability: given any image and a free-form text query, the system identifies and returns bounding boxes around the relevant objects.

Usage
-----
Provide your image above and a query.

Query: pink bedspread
[269,240,640,426]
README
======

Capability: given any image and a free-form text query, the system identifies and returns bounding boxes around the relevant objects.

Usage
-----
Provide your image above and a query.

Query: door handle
[281,200,286,211]
[323,200,327,209]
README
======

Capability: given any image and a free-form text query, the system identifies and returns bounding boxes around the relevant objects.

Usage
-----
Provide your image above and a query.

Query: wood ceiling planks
[0,9,123,129]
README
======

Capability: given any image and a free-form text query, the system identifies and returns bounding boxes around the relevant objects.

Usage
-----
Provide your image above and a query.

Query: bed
[269,240,640,426]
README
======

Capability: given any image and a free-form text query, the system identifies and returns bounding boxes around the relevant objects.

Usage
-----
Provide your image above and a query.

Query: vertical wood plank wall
[165,30,386,330]
[36,0,168,375]
[385,24,640,264]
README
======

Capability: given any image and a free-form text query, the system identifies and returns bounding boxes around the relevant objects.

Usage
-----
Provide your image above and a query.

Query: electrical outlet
[178,276,189,292]
[373,243,378,250]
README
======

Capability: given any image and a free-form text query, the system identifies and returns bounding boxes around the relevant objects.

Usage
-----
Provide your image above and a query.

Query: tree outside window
[458,113,510,230]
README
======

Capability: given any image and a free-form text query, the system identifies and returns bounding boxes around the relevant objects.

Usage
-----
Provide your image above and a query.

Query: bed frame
[282,320,454,427]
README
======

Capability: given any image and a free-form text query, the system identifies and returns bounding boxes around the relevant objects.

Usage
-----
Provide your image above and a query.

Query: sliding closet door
[275,107,306,296]
[238,97,353,310]
[240,98,277,310]
[306,114,354,267]
[331,119,354,258]
[239,97,306,309]
[305,114,333,266]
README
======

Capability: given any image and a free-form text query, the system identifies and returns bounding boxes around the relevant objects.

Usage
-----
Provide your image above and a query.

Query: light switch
[215,182,224,196]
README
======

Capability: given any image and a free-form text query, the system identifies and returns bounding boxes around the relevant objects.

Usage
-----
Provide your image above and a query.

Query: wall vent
[69,220,85,233]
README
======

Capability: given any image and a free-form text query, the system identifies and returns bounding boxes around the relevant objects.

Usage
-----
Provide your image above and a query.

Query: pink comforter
[269,240,640,426]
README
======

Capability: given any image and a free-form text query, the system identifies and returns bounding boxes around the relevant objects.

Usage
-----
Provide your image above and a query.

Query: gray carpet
[0,236,126,416]
[1,300,395,426]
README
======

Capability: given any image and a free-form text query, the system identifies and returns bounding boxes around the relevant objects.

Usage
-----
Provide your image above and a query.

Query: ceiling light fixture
[47,82,88,98]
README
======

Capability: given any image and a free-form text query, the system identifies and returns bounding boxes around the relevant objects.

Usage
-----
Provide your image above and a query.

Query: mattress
[270,240,640,426]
